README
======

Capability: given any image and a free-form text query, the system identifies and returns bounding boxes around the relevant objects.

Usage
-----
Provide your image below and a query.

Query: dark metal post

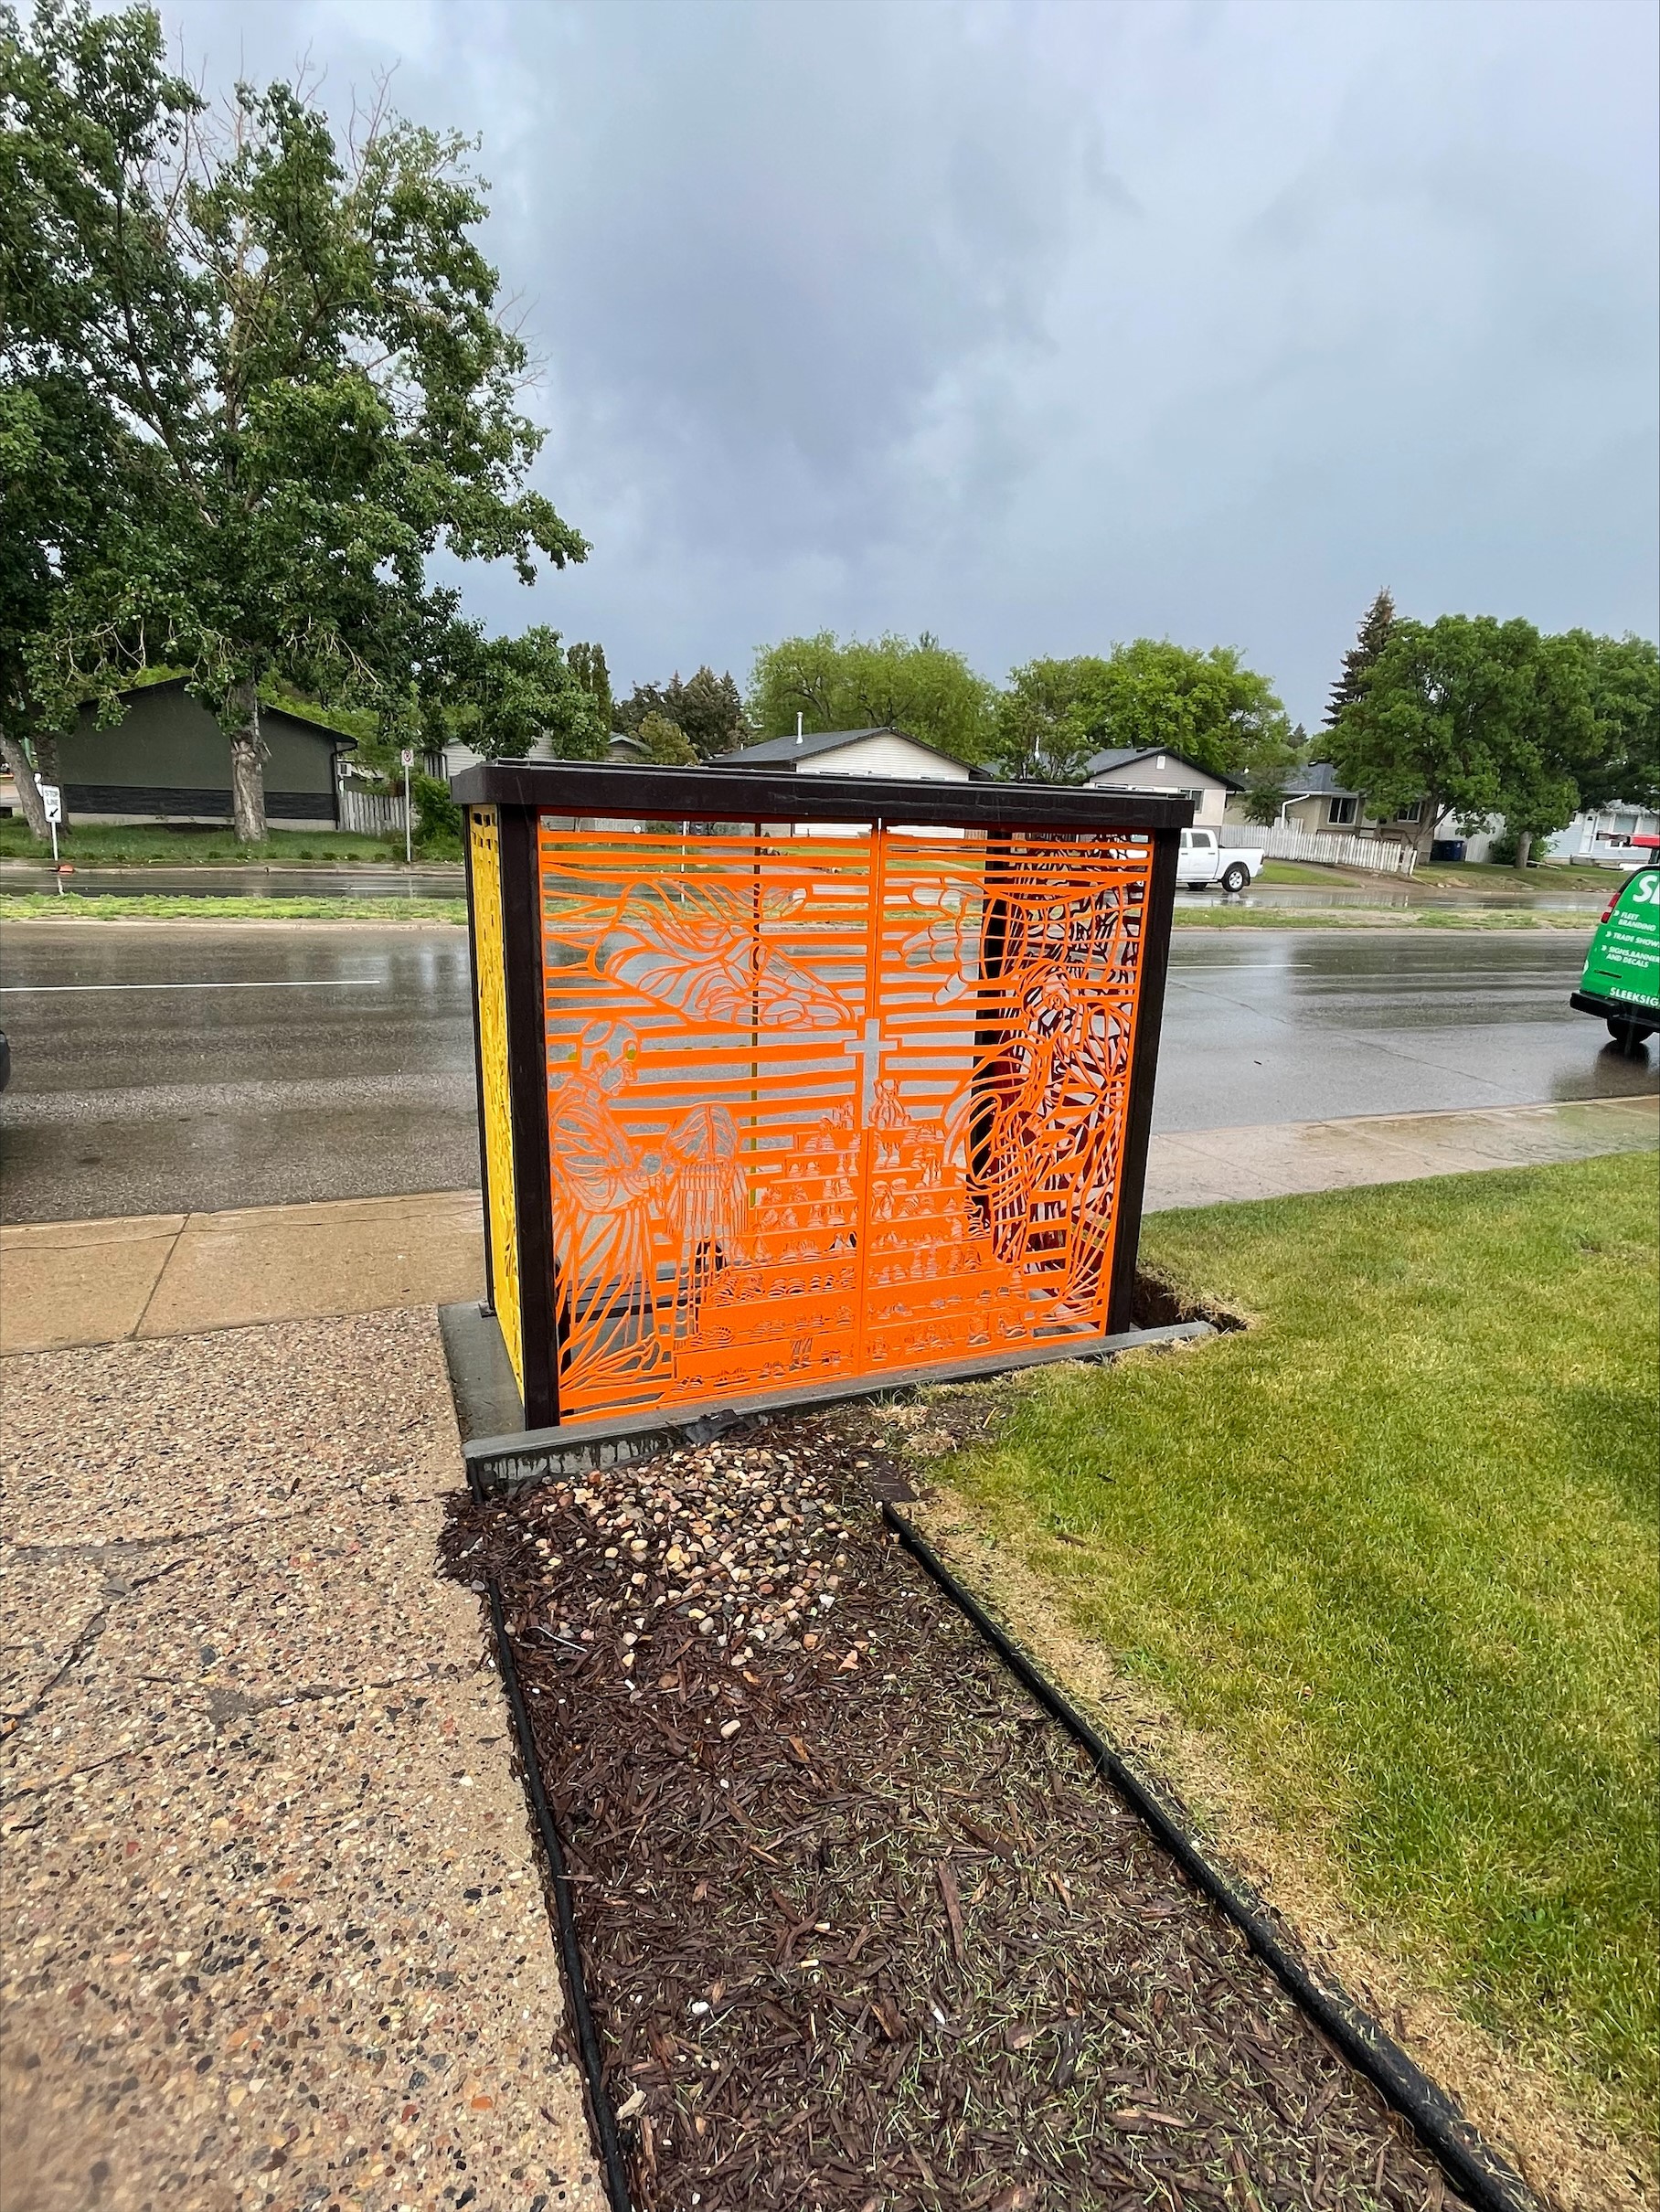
[497,803,561,1430]
[462,810,497,1315]
[1105,825,1180,1335]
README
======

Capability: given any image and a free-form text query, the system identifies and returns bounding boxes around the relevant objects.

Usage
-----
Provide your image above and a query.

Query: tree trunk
[1514,831,1533,869]
[227,680,268,844]
[0,725,51,841]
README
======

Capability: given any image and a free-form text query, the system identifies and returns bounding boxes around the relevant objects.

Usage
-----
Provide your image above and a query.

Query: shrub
[411,772,463,857]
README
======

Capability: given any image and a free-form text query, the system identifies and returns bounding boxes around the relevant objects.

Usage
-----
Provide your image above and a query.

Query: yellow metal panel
[469,807,523,1396]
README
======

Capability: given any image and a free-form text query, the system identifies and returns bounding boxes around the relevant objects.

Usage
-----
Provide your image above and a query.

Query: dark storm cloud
[160,0,1657,718]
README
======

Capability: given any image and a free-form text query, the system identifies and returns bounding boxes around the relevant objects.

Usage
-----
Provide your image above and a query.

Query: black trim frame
[1106,818,1181,1332]
[498,805,562,1430]
[452,758,1193,835]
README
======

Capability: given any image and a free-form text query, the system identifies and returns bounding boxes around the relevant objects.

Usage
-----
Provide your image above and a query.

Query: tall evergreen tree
[1325,590,1397,729]
[566,642,612,732]
[617,666,746,759]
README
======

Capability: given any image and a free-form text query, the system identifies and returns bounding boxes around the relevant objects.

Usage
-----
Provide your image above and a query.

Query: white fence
[1219,823,1417,877]
[337,785,410,837]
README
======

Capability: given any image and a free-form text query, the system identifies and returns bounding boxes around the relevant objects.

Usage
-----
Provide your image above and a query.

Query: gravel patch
[1,1311,601,2212]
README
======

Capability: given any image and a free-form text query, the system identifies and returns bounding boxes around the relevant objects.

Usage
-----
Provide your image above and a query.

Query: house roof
[1276,760,1360,800]
[718,727,990,777]
[1084,745,1244,792]
[99,672,358,750]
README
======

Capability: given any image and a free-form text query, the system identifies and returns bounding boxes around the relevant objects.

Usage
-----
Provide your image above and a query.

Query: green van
[1571,856,1659,1052]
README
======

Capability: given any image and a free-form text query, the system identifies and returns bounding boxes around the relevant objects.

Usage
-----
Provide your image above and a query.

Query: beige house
[1225,762,1424,845]
[718,727,983,782]
[1083,746,1240,825]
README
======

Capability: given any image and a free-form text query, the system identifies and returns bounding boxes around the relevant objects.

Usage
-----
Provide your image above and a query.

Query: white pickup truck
[1177,826,1261,892]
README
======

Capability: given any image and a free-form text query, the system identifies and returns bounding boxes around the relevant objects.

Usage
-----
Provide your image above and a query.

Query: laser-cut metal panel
[532,822,1154,1426]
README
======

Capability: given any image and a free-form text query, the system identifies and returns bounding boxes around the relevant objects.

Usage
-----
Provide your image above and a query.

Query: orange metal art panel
[537,823,1153,1424]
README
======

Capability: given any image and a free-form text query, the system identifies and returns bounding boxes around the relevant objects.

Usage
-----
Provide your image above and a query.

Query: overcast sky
[159,0,1656,728]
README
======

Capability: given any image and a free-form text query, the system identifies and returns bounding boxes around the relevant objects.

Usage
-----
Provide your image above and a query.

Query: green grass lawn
[935,1155,1659,2140]
[1172,903,1596,930]
[1254,858,1354,886]
[0,819,440,866]
[1411,856,1626,895]
[0,891,465,922]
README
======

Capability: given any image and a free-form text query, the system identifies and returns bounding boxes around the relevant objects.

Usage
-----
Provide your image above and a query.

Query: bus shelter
[453,761,1191,1441]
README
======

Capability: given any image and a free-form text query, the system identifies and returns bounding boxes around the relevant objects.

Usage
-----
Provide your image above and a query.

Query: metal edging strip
[881,1505,1544,2212]
[487,1577,635,2212]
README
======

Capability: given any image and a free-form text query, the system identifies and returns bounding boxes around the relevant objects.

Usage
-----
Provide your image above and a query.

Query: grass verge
[1412,857,1629,895]
[929,1155,1659,2153]
[0,892,465,922]
[1170,902,1598,930]
[0,820,434,866]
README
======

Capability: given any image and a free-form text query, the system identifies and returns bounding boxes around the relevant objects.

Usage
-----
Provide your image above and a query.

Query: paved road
[1,921,1654,1223]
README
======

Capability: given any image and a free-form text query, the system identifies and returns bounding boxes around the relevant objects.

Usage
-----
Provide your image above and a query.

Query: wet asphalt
[0,921,1653,1224]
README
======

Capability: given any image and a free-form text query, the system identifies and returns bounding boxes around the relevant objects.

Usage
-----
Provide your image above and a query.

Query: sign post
[38,782,62,889]
[399,749,414,867]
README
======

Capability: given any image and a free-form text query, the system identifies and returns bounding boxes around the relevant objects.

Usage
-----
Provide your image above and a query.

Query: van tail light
[1600,888,1622,922]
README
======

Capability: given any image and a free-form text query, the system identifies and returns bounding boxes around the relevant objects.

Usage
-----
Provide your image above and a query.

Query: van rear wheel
[1608,1017,1654,1052]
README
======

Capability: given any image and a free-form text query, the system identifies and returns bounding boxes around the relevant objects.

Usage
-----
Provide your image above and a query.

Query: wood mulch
[445,1411,1464,2211]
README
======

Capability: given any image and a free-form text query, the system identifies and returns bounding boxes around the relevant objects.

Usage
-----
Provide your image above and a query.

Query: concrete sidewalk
[0,1308,603,2212]
[3,1097,1655,1358]
[1143,1093,1658,1212]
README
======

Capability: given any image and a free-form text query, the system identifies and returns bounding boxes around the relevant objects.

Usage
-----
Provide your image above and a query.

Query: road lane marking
[0,978,383,994]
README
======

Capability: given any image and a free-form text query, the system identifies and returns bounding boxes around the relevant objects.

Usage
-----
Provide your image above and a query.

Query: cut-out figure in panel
[548,1023,746,1396]
[543,878,857,1031]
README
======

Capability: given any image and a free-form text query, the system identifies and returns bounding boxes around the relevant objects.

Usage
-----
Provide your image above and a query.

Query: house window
[1327,795,1358,826]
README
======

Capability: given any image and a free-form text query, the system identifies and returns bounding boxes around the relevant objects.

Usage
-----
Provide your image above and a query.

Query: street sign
[399,749,414,768]
[38,782,61,824]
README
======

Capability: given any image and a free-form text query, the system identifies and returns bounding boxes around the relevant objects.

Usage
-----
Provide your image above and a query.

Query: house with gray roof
[718,728,989,781]
[1083,746,1242,826]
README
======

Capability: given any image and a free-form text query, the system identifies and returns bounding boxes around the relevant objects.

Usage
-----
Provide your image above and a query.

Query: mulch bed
[445,1410,1463,2211]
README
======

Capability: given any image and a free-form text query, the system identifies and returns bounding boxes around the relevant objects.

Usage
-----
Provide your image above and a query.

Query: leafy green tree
[0,371,132,835]
[3,0,585,841]
[1240,780,1292,827]
[1328,615,1592,860]
[1325,589,1397,728]
[634,710,698,766]
[617,665,746,759]
[991,658,1102,782]
[1561,632,1660,814]
[566,641,612,733]
[1069,641,1295,783]
[427,626,609,764]
[748,632,996,764]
